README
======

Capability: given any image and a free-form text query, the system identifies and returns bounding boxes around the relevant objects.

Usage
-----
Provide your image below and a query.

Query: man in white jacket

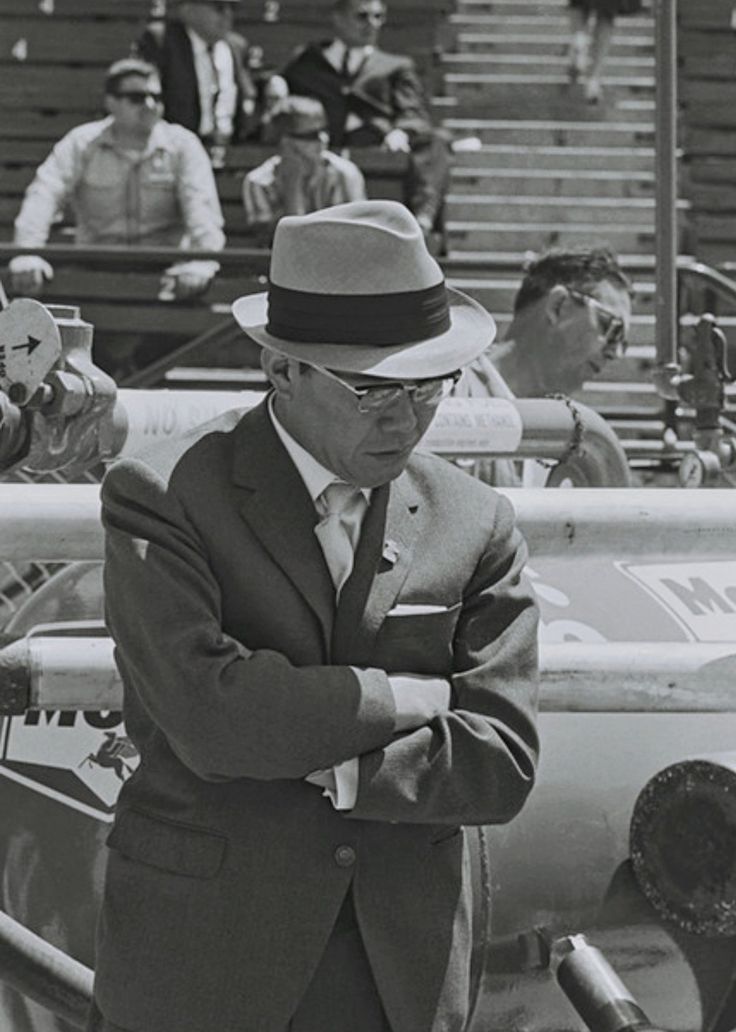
[10,58,225,301]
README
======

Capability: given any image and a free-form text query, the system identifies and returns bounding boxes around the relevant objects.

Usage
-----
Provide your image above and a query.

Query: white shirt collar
[323,39,373,75]
[267,394,370,507]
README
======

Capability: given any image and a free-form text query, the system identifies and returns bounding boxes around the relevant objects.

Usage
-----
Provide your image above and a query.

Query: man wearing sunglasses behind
[458,246,634,401]
[89,199,539,1032]
[9,58,224,303]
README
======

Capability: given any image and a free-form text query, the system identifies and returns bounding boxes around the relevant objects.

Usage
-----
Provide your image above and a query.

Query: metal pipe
[1,485,735,563]
[4,638,736,716]
[653,0,680,388]
[0,909,93,1030]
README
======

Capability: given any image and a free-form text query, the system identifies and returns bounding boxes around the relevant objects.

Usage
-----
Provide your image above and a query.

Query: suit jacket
[137,19,257,142]
[92,399,539,1032]
[283,41,434,149]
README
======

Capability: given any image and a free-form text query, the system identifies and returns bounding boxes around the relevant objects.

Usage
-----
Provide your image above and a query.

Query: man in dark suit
[136,0,258,155]
[282,0,451,239]
[88,199,539,1032]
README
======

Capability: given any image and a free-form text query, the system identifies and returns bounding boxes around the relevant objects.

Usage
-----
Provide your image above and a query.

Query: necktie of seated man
[314,481,367,596]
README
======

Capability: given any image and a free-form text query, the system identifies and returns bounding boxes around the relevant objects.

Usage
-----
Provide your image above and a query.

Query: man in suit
[89,199,539,1032]
[136,0,258,157]
[282,0,451,240]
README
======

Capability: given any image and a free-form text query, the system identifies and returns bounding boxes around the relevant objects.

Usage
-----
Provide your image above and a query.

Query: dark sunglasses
[113,90,163,105]
[567,287,628,358]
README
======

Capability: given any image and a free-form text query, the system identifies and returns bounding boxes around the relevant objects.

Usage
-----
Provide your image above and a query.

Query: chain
[535,394,585,470]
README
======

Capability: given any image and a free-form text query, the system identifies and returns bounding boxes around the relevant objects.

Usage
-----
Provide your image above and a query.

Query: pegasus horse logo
[79,732,137,782]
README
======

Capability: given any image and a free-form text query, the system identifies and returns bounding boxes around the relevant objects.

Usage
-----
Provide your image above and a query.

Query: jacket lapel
[333,472,421,664]
[231,401,336,653]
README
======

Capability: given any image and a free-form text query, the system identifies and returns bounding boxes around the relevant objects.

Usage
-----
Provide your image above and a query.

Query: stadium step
[450,167,654,198]
[449,145,655,172]
[457,32,653,58]
[445,194,658,223]
[446,222,655,254]
[445,118,654,147]
[442,52,655,74]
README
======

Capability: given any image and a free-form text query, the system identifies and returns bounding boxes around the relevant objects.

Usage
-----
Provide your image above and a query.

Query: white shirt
[323,40,374,133]
[186,27,237,140]
[268,396,367,809]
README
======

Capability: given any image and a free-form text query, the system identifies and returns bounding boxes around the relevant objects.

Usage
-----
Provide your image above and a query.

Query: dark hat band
[266,281,451,346]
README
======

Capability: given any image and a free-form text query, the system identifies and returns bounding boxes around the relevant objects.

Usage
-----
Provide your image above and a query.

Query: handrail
[1,485,733,563]
[0,243,703,278]
[4,637,736,716]
[0,909,92,1030]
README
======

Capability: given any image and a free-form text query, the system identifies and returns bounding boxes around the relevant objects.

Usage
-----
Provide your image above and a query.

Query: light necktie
[314,482,366,595]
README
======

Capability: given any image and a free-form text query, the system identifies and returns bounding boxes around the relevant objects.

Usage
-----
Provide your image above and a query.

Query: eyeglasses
[310,364,461,413]
[567,287,628,358]
[113,90,163,106]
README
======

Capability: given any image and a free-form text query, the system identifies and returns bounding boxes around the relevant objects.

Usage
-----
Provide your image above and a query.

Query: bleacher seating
[0,0,454,376]
[678,0,736,267]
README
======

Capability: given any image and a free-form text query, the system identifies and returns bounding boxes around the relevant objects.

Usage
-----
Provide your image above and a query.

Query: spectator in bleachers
[567,0,643,104]
[454,247,633,485]
[281,0,450,244]
[242,95,366,242]
[10,58,224,301]
[136,0,258,161]
[458,246,633,400]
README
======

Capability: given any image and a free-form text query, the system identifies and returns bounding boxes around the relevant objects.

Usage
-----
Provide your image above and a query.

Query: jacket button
[334,844,356,867]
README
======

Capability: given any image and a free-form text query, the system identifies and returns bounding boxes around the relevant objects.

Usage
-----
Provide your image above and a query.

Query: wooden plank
[688,183,736,212]
[0,139,55,164]
[0,109,81,139]
[15,266,263,305]
[0,167,35,194]
[678,0,733,28]
[685,127,736,155]
[0,15,446,67]
[691,214,736,241]
[689,157,736,183]
[2,0,152,15]
[680,78,736,104]
[681,55,736,81]
[0,65,103,109]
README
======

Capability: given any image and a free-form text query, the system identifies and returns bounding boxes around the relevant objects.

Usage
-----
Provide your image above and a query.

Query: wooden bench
[678,0,736,265]
[0,139,410,244]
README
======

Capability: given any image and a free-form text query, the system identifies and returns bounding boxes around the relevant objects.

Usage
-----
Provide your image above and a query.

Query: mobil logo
[0,709,138,821]
[618,559,736,642]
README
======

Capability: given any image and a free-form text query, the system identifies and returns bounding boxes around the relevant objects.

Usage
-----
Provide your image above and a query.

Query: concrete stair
[433,0,665,447]
[440,0,656,265]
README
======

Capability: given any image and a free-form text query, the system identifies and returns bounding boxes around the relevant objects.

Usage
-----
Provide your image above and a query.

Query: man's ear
[545,284,569,326]
[261,350,298,396]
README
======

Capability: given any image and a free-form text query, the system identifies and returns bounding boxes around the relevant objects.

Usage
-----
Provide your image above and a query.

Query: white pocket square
[386,603,454,616]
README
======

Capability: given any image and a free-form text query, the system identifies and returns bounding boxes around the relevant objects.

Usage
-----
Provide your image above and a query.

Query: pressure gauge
[678,449,720,488]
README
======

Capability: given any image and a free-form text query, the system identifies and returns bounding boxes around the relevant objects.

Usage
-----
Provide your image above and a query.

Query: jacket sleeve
[347,495,540,827]
[102,458,398,783]
[13,132,82,247]
[173,131,226,250]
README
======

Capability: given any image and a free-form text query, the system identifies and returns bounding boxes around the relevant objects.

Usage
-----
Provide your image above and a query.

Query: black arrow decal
[11,335,42,356]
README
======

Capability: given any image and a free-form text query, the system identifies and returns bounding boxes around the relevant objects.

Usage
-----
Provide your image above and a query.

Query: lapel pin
[382,540,400,565]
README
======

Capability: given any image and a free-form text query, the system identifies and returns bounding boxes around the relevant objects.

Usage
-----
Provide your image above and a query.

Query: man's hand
[383,128,411,153]
[8,255,54,296]
[159,260,220,301]
[389,674,452,733]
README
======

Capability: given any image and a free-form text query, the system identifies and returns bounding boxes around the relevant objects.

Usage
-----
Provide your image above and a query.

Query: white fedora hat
[232,200,496,379]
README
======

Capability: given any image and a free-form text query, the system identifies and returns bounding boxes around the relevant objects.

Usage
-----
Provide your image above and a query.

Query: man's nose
[378,392,420,430]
